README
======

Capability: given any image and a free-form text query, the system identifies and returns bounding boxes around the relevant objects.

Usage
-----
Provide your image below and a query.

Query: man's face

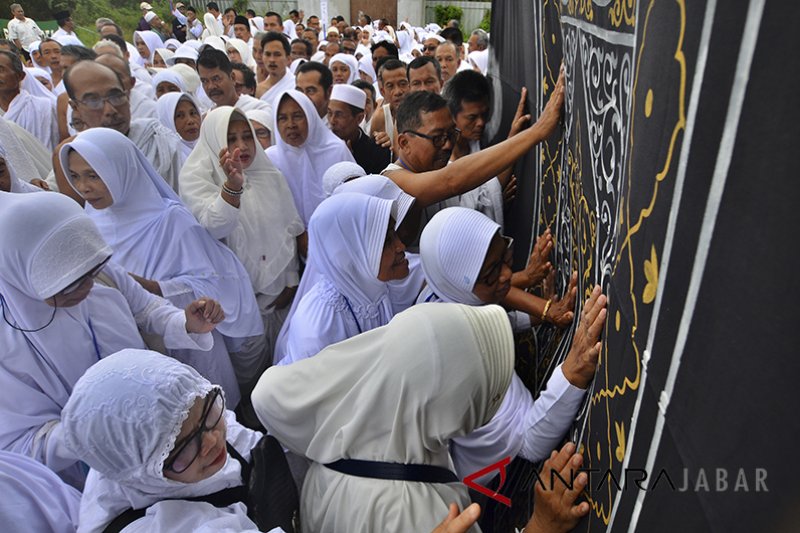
[0,54,22,96]
[264,15,282,32]
[198,65,237,107]
[233,23,250,41]
[290,41,309,61]
[12,7,24,20]
[422,38,439,57]
[341,39,356,55]
[100,25,119,38]
[323,42,339,65]
[468,34,480,53]
[398,107,456,171]
[454,99,489,141]
[378,67,409,110]
[252,39,263,68]
[435,42,460,83]
[187,10,197,23]
[62,17,75,32]
[231,69,253,96]
[409,63,441,94]
[303,30,318,50]
[69,64,131,135]
[222,11,234,26]
[208,7,219,17]
[328,100,363,141]
[150,16,163,29]
[262,41,289,77]
[371,46,389,73]
[295,70,329,118]
[40,41,62,69]
[308,17,320,30]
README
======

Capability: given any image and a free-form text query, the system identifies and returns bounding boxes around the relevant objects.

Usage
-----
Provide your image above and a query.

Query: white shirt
[7,17,43,50]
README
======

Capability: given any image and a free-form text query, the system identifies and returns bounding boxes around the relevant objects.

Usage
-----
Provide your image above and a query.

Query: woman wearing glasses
[0,191,224,490]
[417,207,606,482]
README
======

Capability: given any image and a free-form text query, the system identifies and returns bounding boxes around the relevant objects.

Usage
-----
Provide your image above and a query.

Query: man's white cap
[144,11,158,23]
[330,84,366,110]
[166,44,199,66]
[140,2,153,10]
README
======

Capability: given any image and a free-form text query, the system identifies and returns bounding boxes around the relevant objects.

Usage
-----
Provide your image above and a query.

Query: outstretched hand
[184,298,225,334]
[515,229,554,289]
[508,87,532,138]
[562,284,607,388]
[534,65,566,138]
[547,271,578,328]
[219,147,244,189]
[431,503,481,533]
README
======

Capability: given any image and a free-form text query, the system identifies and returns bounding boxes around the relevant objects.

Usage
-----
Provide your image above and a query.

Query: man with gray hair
[0,50,58,150]
[467,28,490,74]
[6,4,44,54]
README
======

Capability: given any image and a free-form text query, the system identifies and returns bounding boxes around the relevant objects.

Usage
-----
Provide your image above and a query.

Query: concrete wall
[398,0,426,27]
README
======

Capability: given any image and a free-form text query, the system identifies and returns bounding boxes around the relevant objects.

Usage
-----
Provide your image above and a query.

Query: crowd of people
[0,4,609,532]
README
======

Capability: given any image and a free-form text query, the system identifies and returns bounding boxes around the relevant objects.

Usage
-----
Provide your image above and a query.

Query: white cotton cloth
[233,93,270,113]
[134,30,163,65]
[258,68,295,108]
[266,90,355,225]
[250,16,264,32]
[322,161,366,197]
[128,118,187,193]
[152,69,187,95]
[253,303,515,533]
[62,350,265,533]
[0,117,44,188]
[22,68,56,101]
[0,450,81,533]
[203,13,223,38]
[130,85,158,120]
[154,48,174,65]
[282,19,298,40]
[156,92,198,157]
[27,40,47,69]
[418,206,500,306]
[469,49,489,75]
[277,193,397,365]
[202,35,227,53]
[459,140,505,229]
[0,192,210,488]
[166,44,199,66]
[329,53,359,84]
[288,57,306,75]
[244,107,273,135]
[164,38,181,51]
[144,10,158,23]
[330,83,365,109]
[226,37,256,70]
[180,106,302,302]
[357,56,376,84]
[2,89,58,150]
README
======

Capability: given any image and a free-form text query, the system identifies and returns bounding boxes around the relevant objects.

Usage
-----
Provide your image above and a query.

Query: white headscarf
[226,37,256,70]
[164,38,182,51]
[62,349,262,533]
[329,53,359,83]
[134,31,163,65]
[203,13,223,38]
[288,57,307,75]
[277,193,397,365]
[28,41,48,70]
[166,44,199,66]
[154,47,175,65]
[60,128,262,340]
[253,302,515,533]
[282,18,298,40]
[0,138,40,192]
[151,69,187,95]
[418,207,501,306]
[266,90,355,225]
[357,55,377,84]
[180,106,303,299]
[156,92,199,156]
[322,161,365,197]
[244,107,273,145]
[0,450,81,533]
[22,67,56,101]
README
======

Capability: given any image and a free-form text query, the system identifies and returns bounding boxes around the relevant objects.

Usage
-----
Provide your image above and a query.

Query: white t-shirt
[7,17,43,50]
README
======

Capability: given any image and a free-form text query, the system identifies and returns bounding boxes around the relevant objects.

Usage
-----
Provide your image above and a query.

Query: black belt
[324,458,459,483]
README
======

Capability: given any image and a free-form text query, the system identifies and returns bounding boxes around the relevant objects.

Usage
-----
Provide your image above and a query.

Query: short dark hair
[296,61,332,92]
[0,39,20,55]
[231,62,256,91]
[371,40,398,58]
[187,6,197,14]
[261,31,290,55]
[440,27,463,47]
[336,15,345,22]
[101,34,127,55]
[197,47,232,74]
[62,44,97,61]
[408,56,441,80]
[289,9,299,17]
[40,37,62,50]
[246,9,256,17]
[64,61,124,100]
[291,38,312,57]
[0,50,22,74]
[352,79,375,103]
[264,11,282,23]
[206,2,220,11]
[377,58,405,82]
[442,70,490,116]
[396,91,449,133]
[362,14,372,24]
[101,22,123,36]
[223,7,236,15]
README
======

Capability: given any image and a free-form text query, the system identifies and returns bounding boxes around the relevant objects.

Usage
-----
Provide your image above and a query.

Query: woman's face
[0,157,10,192]
[67,150,113,210]
[135,37,149,61]
[174,99,201,141]
[377,218,409,281]
[472,233,513,304]
[227,47,242,64]
[331,62,351,84]
[35,75,52,91]
[153,51,167,68]
[162,392,228,484]
[227,118,256,169]
[156,81,180,99]
[276,96,308,147]
[250,119,271,149]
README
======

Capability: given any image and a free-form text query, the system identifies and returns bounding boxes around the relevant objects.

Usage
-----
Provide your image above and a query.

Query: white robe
[458,140,505,229]
[130,86,158,119]
[1,89,58,150]
[0,115,48,185]
[128,118,187,193]
[258,69,295,109]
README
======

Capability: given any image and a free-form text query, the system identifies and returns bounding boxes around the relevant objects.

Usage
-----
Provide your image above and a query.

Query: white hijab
[180,106,303,299]
[59,128,262,340]
[244,107,273,146]
[266,90,355,225]
[154,47,175,65]
[253,302,515,533]
[322,160,365,197]
[134,30,163,65]
[62,350,263,533]
[156,92,198,157]
[329,53,359,84]
[22,68,56,102]
[151,69,187,95]
[0,140,39,192]
[226,37,256,70]
[277,193,398,365]
[203,13,223,38]
[418,207,501,306]
[0,115,47,182]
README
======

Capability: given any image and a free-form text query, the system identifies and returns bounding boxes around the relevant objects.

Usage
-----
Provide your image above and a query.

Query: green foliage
[433,5,463,29]
[479,9,491,32]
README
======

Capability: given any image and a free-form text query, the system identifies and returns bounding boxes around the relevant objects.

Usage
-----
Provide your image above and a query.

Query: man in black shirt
[328,84,391,174]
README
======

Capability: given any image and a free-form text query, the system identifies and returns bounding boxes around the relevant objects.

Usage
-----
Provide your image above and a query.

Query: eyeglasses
[424,45,438,52]
[477,236,514,286]
[59,256,111,295]
[74,90,129,110]
[164,387,225,474]
[402,128,461,149]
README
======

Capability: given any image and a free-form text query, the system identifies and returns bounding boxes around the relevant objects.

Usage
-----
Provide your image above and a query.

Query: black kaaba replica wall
[487,0,800,531]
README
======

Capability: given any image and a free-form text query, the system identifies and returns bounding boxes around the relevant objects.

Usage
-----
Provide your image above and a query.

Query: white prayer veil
[166,44,199,66]
[244,107,273,148]
[288,57,306,75]
[0,140,39,193]
[329,53,359,83]
[180,106,302,299]
[0,115,47,182]
[357,55,376,84]
[59,127,261,340]
[152,69,187,95]
[156,92,199,156]
[419,207,501,306]
[154,47,175,65]
[133,30,163,65]
[253,302,515,533]
[22,67,56,102]
[266,90,355,224]
[226,37,256,70]
[203,13,223,38]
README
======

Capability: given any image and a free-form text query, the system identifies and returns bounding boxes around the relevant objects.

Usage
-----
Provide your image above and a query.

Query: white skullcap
[330,84,366,110]
[140,2,152,10]
[143,11,158,23]
[322,161,366,197]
